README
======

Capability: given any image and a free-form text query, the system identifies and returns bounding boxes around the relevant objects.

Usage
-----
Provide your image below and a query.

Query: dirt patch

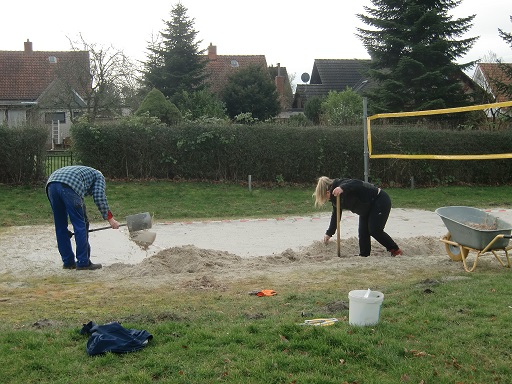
[1,209,511,287]
[100,235,447,286]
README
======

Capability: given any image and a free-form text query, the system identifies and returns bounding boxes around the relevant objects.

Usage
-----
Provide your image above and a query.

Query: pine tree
[142,3,206,99]
[356,0,478,113]
[221,65,281,121]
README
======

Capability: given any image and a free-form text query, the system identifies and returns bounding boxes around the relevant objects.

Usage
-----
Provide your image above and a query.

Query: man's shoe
[63,264,76,270]
[390,248,403,256]
[76,262,102,271]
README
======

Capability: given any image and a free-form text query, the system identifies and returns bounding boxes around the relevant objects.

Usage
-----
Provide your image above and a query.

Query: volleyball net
[367,100,512,160]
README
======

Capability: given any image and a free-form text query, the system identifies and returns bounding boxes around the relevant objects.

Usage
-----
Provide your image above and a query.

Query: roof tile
[204,54,267,95]
[0,48,90,101]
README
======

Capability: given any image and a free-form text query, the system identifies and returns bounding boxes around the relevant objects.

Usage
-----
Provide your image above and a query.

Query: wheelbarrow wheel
[444,232,469,261]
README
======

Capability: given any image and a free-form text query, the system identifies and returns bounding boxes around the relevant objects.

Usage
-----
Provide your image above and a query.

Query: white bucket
[348,289,384,326]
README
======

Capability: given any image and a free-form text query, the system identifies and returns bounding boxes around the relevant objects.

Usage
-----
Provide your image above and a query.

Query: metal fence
[46,151,74,176]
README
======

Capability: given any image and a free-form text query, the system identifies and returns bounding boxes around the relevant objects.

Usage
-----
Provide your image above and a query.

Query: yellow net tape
[367,100,512,160]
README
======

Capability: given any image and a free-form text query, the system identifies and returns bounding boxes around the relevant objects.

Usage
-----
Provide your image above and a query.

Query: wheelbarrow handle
[68,223,127,237]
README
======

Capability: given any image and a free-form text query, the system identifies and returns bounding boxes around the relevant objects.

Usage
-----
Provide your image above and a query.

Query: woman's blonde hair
[313,176,333,207]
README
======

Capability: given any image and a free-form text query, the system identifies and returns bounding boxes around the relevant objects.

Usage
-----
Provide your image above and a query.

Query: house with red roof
[473,62,512,103]
[0,40,90,147]
[473,62,512,117]
[204,43,292,111]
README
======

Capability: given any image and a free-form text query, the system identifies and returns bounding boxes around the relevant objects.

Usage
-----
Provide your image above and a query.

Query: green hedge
[370,126,512,185]
[0,125,48,184]
[69,117,512,186]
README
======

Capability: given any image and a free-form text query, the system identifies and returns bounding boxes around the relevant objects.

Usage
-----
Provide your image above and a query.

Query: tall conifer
[142,3,206,99]
[356,0,478,113]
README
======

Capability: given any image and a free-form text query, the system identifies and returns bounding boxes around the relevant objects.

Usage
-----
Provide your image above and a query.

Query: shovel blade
[126,212,152,232]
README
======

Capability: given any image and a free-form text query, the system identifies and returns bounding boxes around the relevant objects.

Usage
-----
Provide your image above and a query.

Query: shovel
[69,212,157,246]
[336,195,341,257]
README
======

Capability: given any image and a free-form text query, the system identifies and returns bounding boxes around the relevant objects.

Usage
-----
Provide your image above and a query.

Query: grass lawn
[1,182,512,383]
[1,180,511,226]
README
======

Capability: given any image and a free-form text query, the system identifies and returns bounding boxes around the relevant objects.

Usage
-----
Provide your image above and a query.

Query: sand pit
[1,208,511,286]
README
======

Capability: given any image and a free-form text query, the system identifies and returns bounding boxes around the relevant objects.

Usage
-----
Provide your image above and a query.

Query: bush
[171,89,227,121]
[0,124,48,184]
[72,115,174,179]
[136,88,181,125]
[321,88,363,125]
[70,119,512,186]
[304,96,324,124]
[287,113,311,127]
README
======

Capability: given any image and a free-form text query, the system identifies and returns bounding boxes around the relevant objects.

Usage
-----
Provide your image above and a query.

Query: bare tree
[62,34,142,123]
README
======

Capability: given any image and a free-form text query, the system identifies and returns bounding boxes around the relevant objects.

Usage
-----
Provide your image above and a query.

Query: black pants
[358,190,398,256]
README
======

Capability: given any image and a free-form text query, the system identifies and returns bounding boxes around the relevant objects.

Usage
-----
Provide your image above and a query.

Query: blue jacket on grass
[80,321,153,356]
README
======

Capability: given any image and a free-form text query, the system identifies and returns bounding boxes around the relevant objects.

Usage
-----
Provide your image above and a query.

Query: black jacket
[326,179,380,236]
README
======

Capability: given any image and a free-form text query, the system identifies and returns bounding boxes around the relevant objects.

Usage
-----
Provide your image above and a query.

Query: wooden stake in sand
[336,194,341,257]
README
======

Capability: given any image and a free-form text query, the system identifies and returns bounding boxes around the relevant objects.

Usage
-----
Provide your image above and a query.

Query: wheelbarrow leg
[476,234,511,270]
[460,247,479,273]
[490,249,511,268]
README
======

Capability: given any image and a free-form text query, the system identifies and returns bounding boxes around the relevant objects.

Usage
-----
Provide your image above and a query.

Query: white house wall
[0,107,72,146]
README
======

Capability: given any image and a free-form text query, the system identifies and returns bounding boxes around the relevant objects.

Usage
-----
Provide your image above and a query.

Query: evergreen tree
[221,65,281,121]
[142,3,206,99]
[495,16,512,104]
[356,0,478,113]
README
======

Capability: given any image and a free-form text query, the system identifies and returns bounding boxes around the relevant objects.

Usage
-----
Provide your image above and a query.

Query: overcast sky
[2,0,511,85]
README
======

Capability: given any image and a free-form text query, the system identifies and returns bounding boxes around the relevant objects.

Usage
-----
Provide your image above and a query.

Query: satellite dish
[301,72,310,83]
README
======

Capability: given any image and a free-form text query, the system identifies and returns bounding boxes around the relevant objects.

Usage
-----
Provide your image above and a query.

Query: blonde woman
[314,176,402,257]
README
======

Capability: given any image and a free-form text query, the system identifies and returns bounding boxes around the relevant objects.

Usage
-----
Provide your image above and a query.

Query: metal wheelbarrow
[436,206,512,272]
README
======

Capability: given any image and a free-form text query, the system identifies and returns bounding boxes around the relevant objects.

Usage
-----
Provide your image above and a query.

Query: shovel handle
[88,223,127,233]
[69,223,127,237]
[336,194,341,257]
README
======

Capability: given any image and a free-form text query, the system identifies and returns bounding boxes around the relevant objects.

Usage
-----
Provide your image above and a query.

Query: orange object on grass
[256,289,277,297]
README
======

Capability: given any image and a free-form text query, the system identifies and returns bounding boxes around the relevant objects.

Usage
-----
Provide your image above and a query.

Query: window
[45,112,66,124]
[73,110,84,119]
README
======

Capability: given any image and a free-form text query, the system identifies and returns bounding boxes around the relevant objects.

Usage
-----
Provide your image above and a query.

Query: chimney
[274,63,286,109]
[24,39,33,53]
[208,43,217,60]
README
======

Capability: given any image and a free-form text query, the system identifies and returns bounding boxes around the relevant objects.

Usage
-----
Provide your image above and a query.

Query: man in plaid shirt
[46,166,120,270]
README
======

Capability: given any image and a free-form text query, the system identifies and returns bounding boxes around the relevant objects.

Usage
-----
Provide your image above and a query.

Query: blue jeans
[47,182,91,267]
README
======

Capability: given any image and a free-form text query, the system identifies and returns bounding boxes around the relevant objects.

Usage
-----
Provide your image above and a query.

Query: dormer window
[230,60,239,68]
[48,56,57,64]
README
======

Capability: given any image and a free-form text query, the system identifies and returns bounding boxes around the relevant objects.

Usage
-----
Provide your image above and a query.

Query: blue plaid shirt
[46,166,112,219]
